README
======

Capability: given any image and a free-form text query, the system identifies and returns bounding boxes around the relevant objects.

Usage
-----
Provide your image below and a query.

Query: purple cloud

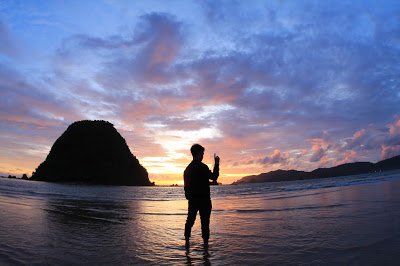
[381,117,400,159]
[261,149,289,165]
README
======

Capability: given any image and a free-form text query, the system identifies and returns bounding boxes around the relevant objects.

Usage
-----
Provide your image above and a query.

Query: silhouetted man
[184,144,220,249]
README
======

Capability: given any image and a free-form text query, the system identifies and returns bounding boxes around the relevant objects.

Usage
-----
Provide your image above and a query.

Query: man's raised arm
[210,154,220,181]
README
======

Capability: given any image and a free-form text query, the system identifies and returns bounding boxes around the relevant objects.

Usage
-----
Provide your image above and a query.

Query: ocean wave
[234,204,345,213]
[262,189,343,201]
[45,208,125,224]
[136,212,187,216]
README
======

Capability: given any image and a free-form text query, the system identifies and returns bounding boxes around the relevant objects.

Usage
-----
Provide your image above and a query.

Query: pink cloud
[309,138,332,163]
[260,149,289,165]
[389,117,400,137]
[381,144,400,160]
[380,117,400,159]
[335,150,358,165]
[353,129,366,140]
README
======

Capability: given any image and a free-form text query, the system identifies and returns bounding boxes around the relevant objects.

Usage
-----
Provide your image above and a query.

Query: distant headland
[29,120,153,186]
[232,155,400,185]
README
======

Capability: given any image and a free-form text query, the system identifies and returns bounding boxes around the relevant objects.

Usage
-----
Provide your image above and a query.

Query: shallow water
[1,171,400,265]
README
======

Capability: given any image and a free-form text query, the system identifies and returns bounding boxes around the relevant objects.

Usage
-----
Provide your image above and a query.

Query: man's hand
[214,153,220,165]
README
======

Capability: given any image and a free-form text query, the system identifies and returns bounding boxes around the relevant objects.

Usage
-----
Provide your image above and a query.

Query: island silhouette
[31,120,152,186]
[232,155,400,184]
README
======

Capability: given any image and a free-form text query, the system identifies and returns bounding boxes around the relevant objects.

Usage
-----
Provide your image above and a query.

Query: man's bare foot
[203,239,209,250]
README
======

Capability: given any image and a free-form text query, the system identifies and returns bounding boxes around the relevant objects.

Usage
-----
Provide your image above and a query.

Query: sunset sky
[1,0,400,185]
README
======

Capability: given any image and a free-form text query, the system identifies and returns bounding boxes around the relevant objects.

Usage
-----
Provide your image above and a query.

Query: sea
[1,171,400,265]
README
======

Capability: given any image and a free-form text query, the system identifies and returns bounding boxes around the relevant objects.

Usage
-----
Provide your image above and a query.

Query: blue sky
[1,0,400,184]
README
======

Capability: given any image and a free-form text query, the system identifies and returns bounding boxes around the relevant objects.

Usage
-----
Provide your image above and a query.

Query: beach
[1,171,400,265]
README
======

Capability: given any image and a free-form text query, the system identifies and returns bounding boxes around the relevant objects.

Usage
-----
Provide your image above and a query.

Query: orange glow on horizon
[0,157,258,185]
[148,171,259,186]
[0,156,42,177]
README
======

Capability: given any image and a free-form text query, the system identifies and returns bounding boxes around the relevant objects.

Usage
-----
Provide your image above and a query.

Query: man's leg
[199,199,212,246]
[184,200,198,240]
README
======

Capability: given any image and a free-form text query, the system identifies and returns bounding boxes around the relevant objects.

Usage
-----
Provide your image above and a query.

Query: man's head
[190,144,205,161]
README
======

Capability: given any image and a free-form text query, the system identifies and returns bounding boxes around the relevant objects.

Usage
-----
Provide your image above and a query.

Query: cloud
[335,150,358,165]
[0,20,17,57]
[301,117,400,165]
[310,146,326,163]
[261,149,289,165]
[381,144,400,160]
[343,129,376,151]
[309,138,331,163]
[0,62,85,173]
[67,12,186,88]
[389,118,400,137]
[0,63,79,126]
[381,117,400,159]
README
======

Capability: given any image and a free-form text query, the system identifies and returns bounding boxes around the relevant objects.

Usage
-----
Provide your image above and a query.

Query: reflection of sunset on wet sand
[1,172,400,264]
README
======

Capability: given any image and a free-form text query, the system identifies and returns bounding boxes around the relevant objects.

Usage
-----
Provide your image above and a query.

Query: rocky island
[31,120,152,186]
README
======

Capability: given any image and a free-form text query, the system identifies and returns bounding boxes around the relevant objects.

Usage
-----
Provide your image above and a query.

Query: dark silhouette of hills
[232,155,400,185]
[31,120,152,186]
[0,174,28,179]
